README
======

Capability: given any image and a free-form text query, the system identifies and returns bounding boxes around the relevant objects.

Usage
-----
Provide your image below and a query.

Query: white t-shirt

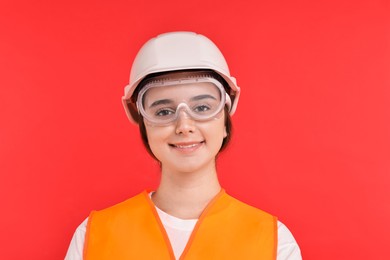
[65,196,302,259]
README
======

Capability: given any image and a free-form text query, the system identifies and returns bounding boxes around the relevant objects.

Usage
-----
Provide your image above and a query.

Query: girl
[66,31,301,260]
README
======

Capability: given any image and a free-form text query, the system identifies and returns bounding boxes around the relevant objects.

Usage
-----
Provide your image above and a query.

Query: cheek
[145,127,161,146]
[145,125,172,151]
[144,130,164,160]
[205,118,227,145]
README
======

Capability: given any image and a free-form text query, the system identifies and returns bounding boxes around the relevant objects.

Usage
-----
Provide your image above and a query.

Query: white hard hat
[122,31,241,124]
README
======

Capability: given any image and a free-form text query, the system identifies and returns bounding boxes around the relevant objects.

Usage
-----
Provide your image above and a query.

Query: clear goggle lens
[137,75,231,126]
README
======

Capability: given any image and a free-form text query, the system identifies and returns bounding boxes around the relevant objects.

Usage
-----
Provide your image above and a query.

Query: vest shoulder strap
[84,191,174,260]
[181,191,277,259]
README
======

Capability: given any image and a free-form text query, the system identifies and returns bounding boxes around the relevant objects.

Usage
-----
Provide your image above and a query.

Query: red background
[1,0,389,259]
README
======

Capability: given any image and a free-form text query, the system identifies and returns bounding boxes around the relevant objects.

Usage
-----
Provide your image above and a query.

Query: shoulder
[219,192,277,240]
[224,192,277,222]
[65,218,88,260]
[226,194,302,259]
[277,221,302,260]
[90,191,148,220]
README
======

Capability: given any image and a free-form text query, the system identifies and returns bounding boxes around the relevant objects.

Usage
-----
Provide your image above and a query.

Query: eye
[155,108,175,117]
[193,105,211,113]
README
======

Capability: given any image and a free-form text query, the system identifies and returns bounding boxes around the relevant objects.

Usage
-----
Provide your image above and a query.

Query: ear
[223,126,227,138]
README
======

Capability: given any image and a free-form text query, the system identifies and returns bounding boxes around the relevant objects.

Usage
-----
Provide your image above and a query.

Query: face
[143,78,227,174]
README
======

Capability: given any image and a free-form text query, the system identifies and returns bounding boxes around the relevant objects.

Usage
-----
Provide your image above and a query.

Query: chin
[164,158,216,174]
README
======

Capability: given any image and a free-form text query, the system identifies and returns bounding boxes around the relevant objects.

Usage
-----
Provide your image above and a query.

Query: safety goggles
[136,73,231,126]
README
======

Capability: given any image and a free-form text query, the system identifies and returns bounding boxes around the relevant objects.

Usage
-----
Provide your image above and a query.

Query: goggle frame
[136,75,231,126]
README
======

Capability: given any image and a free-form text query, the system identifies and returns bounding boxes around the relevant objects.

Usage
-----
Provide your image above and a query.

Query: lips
[169,141,205,152]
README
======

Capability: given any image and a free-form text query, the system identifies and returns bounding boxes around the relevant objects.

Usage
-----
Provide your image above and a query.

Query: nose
[175,110,196,135]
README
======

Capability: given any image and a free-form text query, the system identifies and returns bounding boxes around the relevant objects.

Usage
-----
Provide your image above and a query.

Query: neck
[151,163,221,219]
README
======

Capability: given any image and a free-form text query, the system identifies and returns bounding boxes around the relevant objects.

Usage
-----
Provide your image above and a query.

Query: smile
[169,141,205,151]
[175,143,198,148]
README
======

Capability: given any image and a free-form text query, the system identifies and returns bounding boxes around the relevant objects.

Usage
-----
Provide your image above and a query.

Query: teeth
[175,144,197,148]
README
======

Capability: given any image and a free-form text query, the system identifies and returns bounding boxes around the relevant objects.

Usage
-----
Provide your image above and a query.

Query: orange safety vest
[84,189,277,260]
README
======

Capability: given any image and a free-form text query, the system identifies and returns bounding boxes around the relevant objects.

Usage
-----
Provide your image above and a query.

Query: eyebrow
[149,99,173,108]
[149,94,217,108]
[190,94,217,102]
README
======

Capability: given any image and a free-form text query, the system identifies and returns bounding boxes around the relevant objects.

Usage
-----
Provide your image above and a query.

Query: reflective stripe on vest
[84,190,277,260]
